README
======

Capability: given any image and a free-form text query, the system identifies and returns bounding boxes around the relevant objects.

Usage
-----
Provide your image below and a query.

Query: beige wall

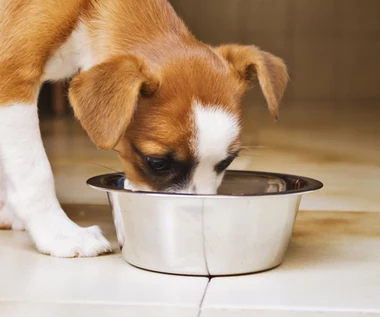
[170,0,380,104]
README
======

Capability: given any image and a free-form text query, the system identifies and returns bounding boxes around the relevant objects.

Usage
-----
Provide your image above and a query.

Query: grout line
[0,299,197,308]
[197,278,210,317]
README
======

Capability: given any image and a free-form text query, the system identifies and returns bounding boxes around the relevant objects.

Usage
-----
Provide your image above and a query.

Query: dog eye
[215,156,235,173]
[146,156,171,173]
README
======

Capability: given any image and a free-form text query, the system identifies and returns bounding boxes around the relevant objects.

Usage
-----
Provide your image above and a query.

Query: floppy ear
[68,55,159,149]
[215,45,288,121]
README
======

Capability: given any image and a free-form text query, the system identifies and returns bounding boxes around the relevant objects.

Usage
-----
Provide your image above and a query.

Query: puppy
[0,0,288,257]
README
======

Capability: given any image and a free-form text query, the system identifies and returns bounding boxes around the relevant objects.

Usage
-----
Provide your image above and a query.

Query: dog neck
[81,0,199,67]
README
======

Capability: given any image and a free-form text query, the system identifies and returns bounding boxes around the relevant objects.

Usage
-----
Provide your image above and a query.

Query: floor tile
[202,211,380,315]
[0,302,199,317]
[0,205,208,312]
[241,103,380,212]
[201,309,378,317]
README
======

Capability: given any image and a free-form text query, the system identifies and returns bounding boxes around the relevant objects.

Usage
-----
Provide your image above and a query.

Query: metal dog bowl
[87,170,322,276]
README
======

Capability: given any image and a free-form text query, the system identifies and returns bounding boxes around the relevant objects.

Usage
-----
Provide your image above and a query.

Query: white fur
[0,204,24,231]
[124,179,135,191]
[71,22,95,71]
[189,102,240,194]
[43,22,94,81]
[0,103,111,257]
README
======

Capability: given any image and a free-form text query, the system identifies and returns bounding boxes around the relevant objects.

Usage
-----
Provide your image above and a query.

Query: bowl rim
[86,170,323,198]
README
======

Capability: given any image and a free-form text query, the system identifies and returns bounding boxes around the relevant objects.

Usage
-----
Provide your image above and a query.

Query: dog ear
[215,45,288,121]
[69,55,159,149]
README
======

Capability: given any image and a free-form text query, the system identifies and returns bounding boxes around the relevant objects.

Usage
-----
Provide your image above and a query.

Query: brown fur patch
[81,0,195,64]
[216,44,288,120]
[0,0,88,104]
[69,54,159,150]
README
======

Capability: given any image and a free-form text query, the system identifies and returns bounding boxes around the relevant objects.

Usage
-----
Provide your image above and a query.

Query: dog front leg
[0,148,24,230]
[0,102,111,257]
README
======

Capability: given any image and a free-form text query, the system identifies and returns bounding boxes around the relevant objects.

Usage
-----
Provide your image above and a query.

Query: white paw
[0,203,25,230]
[29,213,112,257]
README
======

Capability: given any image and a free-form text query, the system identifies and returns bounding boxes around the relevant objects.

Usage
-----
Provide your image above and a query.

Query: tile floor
[0,205,208,317]
[202,211,380,316]
[1,105,380,316]
[1,206,380,316]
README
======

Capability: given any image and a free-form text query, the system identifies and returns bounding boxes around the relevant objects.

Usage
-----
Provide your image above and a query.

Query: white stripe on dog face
[189,102,240,194]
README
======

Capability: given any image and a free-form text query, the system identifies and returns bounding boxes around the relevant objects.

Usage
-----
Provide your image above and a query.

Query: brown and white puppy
[0,0,288,257]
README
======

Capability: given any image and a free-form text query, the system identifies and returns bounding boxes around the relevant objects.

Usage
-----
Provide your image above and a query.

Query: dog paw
[29,214,112,257]
[0,203,25,230]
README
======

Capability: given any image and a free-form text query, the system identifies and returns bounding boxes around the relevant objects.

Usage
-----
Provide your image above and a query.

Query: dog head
[69,44,288,194]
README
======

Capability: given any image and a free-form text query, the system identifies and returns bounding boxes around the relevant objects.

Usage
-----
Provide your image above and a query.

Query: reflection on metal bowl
[87,170,323,276]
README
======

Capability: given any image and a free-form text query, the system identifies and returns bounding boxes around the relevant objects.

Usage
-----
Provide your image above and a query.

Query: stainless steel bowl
[87,170,322,276]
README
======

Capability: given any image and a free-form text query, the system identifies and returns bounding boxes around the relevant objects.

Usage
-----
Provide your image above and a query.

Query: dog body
[0,0,288,257]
